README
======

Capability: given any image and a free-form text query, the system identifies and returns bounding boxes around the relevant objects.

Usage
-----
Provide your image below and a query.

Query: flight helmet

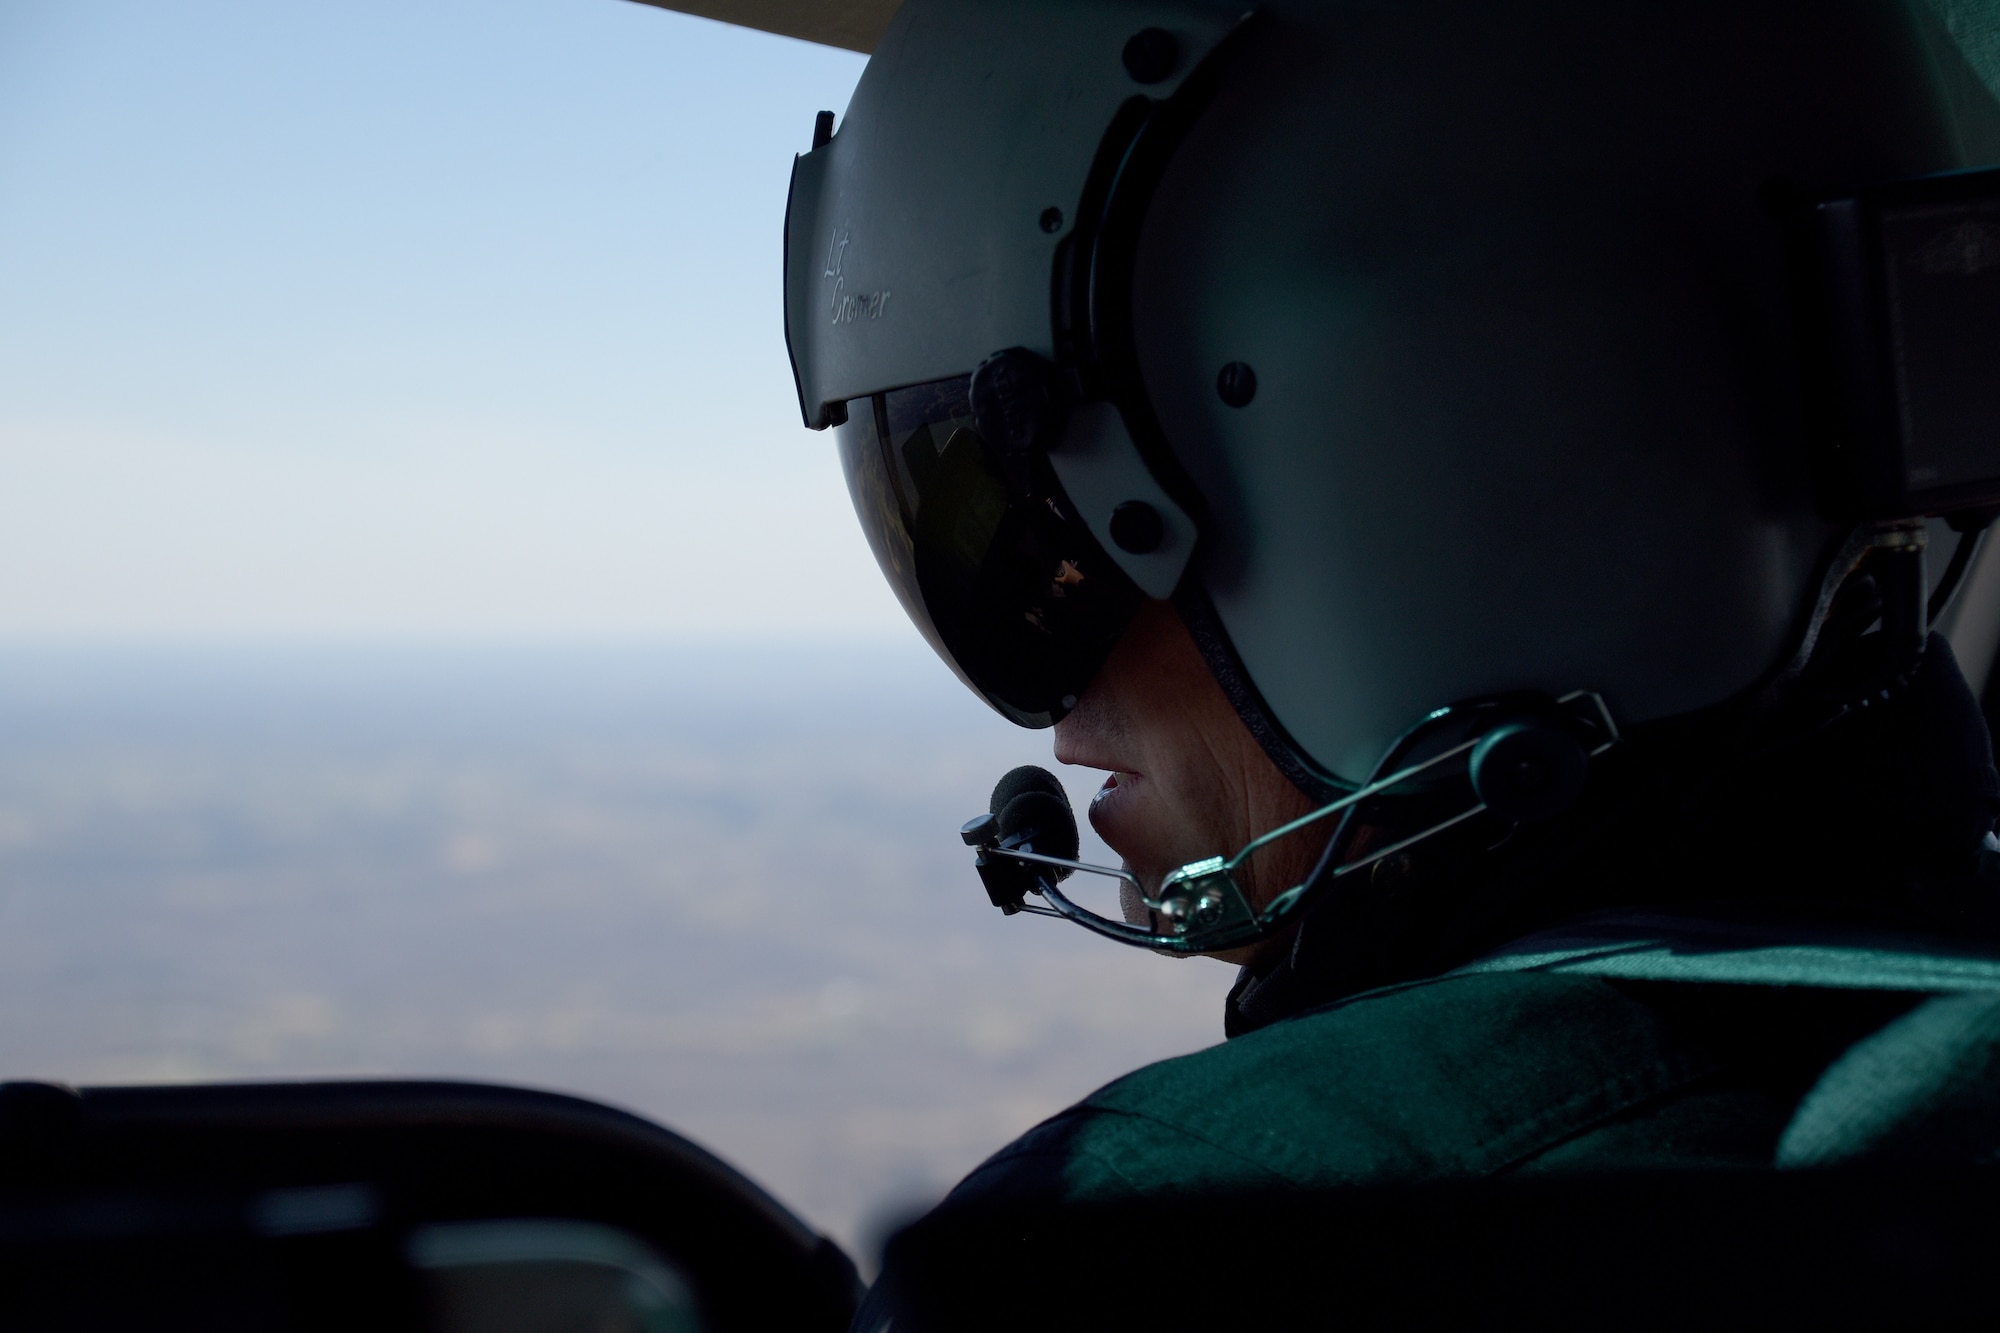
[784,0,2000,946]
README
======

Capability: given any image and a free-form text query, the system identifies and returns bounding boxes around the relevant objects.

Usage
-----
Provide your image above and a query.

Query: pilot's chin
[1118,875,1152,929]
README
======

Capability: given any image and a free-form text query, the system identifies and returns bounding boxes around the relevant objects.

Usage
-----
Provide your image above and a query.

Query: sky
[0,0,892,640]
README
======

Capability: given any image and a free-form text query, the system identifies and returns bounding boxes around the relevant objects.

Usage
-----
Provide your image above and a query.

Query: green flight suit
[942,914,2000,1207]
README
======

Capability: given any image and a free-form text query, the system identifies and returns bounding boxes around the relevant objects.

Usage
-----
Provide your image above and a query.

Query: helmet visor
[835,375,1142,727]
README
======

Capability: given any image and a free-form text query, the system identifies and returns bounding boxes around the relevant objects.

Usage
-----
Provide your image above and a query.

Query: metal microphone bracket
[960,813,1032,914]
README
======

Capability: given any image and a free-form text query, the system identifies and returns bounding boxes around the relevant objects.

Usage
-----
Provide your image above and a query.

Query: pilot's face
[1052,598,1320,966]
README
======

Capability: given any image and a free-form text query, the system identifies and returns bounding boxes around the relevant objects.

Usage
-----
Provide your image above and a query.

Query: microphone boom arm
[961,691,1619,954]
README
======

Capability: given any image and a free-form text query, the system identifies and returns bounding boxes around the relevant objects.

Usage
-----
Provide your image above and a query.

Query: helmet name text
[824,228,891,325]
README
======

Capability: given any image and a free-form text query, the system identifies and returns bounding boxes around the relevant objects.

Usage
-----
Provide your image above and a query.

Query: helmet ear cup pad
[1469,720,1590,824]
[1122,0,1991,785]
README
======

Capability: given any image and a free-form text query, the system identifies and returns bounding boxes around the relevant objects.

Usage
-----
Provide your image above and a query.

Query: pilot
[780,0,2000,1307]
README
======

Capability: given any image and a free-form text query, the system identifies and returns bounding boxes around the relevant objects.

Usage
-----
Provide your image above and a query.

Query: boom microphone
[959,766,1082,914]
[988,766,1079,875]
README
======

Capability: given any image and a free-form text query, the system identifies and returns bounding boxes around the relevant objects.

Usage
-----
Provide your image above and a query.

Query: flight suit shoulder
[946,970,1724,1207]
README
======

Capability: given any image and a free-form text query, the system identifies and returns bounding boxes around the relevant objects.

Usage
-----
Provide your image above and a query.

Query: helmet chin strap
[1751,520,1935,753]
[959,691,1620,955]
[1762,524,1922,692]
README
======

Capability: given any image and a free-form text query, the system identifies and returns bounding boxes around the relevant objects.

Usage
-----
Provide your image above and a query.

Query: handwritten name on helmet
[824,228,891,325]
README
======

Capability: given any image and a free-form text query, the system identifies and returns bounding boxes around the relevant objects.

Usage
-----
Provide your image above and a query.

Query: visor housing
[783,0,1239,428]
[788,0,1236,725]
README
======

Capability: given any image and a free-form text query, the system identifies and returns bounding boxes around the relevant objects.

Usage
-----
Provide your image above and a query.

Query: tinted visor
[836,376,1142,727]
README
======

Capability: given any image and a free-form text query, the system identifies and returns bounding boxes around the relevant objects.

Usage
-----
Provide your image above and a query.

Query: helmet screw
[1109,501,1164,554]
[1122,28,1178,84]
[1371,852,1421,898]
[1039,207,1064,234]
[1216,361,1257,408]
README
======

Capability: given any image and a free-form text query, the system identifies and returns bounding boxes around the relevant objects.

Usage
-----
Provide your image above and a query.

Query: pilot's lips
[1084,770,1146,860]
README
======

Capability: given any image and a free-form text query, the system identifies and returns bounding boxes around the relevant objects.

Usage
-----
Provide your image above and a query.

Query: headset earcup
[1469,720,1590,823]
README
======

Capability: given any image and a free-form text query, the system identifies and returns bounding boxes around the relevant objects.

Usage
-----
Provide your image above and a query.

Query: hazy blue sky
[0,0,889,639]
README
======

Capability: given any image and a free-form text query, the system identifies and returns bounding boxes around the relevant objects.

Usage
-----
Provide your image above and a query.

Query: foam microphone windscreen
[989,766,1079,873]
[989,765,1069,815]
